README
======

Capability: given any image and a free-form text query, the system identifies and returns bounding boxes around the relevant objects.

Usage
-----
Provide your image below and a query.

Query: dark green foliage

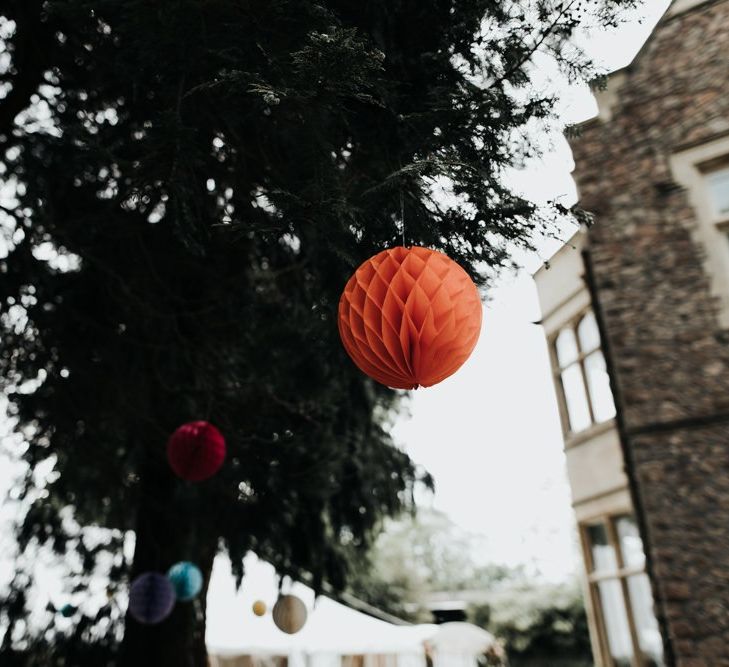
[470,582,593,666]
[0,0,637,664]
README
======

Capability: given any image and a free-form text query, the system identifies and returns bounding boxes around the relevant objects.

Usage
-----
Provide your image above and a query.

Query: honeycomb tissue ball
[167,561,203,602]
[252,600,267,617]
[128,572,176,625]
[59,603,76,618]
[272,594,307,634]
[338,246,483,389]
[167,421,226,482]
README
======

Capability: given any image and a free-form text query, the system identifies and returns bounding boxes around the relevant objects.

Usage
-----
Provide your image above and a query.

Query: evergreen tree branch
[0,1,55,138]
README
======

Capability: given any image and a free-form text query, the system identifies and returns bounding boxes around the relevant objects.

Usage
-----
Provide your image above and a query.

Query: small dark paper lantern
[59,603,76,618]
[168,561,203,601]
[167,421,226,482]
[128,572,176,625]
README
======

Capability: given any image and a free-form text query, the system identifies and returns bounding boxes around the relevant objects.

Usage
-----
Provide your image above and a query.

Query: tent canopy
[206,554,435,657]
[206,554,495,659]
[428,623,496,654]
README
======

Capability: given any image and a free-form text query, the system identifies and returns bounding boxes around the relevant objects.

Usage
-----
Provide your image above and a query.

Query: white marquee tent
[206,554,497,667]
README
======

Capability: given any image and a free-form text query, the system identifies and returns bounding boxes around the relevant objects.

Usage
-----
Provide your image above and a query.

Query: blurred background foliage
[349,509,592,664]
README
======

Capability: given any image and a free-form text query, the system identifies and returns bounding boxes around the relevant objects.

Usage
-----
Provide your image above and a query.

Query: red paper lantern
[338,246,482,389]
[167,421,226,482]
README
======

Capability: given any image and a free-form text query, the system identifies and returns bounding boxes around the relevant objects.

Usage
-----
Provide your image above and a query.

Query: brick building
[533,0,729,665]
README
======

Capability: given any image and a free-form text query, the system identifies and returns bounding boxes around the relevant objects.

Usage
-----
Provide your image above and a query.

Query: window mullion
[578,357,596,425]
[549,336,572,435]
[607,517,644,667]
[574,345,600,365]
[580,522,615,667]
[587,565,646,583]
[572,319,598,426]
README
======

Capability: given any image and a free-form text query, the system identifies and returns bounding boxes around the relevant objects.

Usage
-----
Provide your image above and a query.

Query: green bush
[470,581,593,666]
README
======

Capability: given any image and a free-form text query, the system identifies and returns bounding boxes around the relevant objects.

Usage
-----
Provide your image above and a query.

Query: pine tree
[0,1,637,665]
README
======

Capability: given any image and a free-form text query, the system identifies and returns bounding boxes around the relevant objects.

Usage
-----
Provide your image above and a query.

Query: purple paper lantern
[128,572,176,625]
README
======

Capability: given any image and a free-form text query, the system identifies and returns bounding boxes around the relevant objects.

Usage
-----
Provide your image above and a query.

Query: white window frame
[670,135,729,328]
[704,163,729,222]
[549,308,616,442]
[580,514,664,667]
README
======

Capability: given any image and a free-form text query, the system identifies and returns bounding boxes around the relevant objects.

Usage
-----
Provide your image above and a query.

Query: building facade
[533,1,729,665]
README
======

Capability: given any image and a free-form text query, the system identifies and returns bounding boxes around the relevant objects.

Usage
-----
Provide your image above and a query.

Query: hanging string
[400,189,406,247]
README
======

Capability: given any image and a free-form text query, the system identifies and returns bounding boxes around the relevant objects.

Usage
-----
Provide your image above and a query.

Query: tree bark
[118,459,216,667]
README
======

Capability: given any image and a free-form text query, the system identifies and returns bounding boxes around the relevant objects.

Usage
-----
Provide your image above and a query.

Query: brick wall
[569,1,729,664]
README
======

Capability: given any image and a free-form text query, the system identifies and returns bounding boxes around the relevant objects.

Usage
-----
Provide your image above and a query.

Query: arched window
[706,165,729,220]
[552,310,616,434]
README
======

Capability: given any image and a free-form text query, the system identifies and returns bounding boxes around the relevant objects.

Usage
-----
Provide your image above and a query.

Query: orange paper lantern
[338,246,482,389]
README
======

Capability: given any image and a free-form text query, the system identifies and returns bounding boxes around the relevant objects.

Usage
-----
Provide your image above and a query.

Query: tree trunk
[118,460,217,667]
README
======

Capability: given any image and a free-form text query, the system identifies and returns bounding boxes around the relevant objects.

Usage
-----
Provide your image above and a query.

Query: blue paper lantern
[59,603,76,618]
[167,561,203,601]
[128,572,176,625]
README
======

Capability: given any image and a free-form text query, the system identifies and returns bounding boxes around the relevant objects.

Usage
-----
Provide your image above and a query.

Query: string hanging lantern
[338,246,482,389]
[167,561,203,601]
[59,603,76,618]
[252,600,267,617]
[167,421,226,482]
[128,572,176,625]
[272,594,307,634]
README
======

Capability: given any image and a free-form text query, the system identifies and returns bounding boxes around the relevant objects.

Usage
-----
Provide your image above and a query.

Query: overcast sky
[392,0,671,582]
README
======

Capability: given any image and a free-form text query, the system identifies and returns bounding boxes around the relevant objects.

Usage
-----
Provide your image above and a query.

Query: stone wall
[569,0,729,664]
